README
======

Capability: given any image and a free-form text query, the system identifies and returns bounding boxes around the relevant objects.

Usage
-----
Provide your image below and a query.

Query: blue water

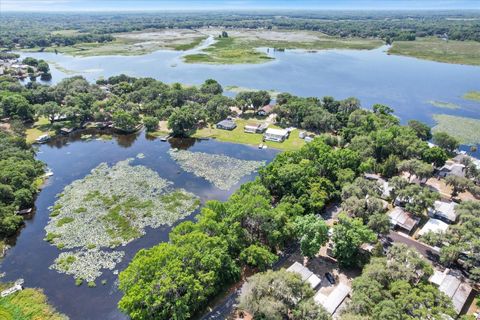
[19,46,480,129]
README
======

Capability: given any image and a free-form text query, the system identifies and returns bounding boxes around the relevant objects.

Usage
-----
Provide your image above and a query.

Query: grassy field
[184,34,382,64]
[432,114,480,145]
[463,91,480,102]
[0,288,67,320]
[25,117,55,144]
[389,37,480,66]
[427,100,460,110]
[192,118,306,151]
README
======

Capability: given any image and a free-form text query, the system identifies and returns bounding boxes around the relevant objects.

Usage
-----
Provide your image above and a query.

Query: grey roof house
[216,119,237,130]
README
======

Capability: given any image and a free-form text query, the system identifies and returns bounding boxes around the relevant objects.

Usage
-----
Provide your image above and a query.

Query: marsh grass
[433,114,480,145]
[0,289,67,320]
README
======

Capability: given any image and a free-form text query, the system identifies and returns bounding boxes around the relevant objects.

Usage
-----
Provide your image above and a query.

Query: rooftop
[429,269,473,314]
[429,200,457,222]
[314,283,351,315]
[418,218,449,236]
[265,128,289,136]
[388,207,419,232]
[287,262,322,289]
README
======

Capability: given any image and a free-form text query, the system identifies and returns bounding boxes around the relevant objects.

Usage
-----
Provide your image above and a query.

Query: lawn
[25,117,55,144]
[192,118,306,151]
[389,37,480,66]
[432,114,480,145]
[0,288,66,320]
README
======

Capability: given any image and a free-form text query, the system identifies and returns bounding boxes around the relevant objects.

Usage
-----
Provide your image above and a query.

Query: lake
[0,131,278,320]
[18,45,480,131]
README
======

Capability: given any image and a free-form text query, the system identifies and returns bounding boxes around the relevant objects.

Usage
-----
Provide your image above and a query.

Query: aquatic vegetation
[463,90,480,102]
[428,100,460,110]
[432,114,480,145]
[45,158,200,282]
[169,149,265,190]
[50,249,125,283]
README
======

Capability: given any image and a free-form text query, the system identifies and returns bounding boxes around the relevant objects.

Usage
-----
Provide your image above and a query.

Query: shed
[388,207,419,234]
[287,262,322,289]
[60,127,74,135]
[16,208,32,215]
[418,218,449,236]
[429,269,473,314]
[428,200,457,223]
[264,128,289,142]
[216,119,237,130]
[314,283,351,314]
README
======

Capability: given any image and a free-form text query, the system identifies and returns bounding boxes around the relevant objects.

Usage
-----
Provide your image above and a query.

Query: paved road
[387,231,440,262]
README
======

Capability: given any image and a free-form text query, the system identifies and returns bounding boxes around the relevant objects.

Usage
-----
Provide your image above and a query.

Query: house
[35,134,50,144]
[257,104,274,116]
[60,127,74,135]
[428,200,457,223]
[364,173,392,199]
[16,208,32,215]
[264,128,289,142]
[313,283,351,315]
[287,262,322,289]
[305,136,314,143]
[388,207,419,234]
[299,131,306,139]
[438,161,465,178]
[418,218,449,236]
[429,269,473,314]
[216,119,237,130]
[244,123,268,134]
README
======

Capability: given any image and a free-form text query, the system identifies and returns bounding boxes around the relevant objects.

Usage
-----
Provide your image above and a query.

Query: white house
[264,128,289,142]
[314,283,351,315]
[418,218,449,236]
[428,200,457,223]
[287,262,322,289]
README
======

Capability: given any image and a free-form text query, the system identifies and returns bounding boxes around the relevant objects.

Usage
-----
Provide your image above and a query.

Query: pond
[18,45,480,131]
[0,130,278,320]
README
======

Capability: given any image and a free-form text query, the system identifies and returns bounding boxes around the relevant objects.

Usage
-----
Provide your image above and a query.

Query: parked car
[325,272,335,285]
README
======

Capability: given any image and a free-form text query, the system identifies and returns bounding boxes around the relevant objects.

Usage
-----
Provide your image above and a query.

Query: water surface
[0,131,278,320]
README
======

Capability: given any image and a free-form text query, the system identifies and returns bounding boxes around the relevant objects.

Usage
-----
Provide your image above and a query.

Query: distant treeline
[0,11,479,49]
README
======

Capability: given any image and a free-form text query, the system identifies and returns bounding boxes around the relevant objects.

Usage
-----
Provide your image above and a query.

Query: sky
[1,0,479,12]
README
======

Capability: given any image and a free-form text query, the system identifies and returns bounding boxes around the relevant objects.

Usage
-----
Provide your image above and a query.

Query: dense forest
[1,11,479,49]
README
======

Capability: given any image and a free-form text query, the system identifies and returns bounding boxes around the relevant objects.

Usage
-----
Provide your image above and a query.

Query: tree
[433,132,459,154]
[0,94,34,121]
[37,101,61,124]
[397,159,433,182]
[112,110,139,132]
[396,184,439,216]
[294,215,329,259]
[167,106,197,136]
[408,120,432,141]
[422,146,448,167]
[143,116,158,132]
[331,213,376,267]
[119,232,239,320]
[240,244,277,271]
[37,60,50,73]
[346,244,454,319]
[445,175,474,197]
[237,269,329,320]
[200,79,223,95]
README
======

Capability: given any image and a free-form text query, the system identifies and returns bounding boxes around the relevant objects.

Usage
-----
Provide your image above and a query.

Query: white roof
[429,269,473,314]
[265,128,288,136]
[314,283,351,314]
[418,218,449,236]
[287,262,321,289]
[430,201,457,222]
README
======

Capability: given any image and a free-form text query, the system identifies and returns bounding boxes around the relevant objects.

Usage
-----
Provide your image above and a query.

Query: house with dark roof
[438,161,465,178]
[257,104,274,116]
[216,119,237,130]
